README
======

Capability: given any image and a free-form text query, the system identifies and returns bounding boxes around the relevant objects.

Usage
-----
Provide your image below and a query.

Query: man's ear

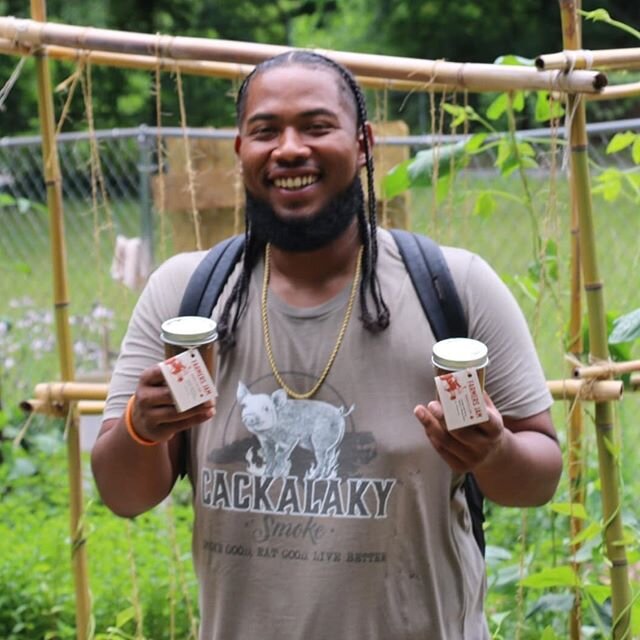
[357,122,374,169]
[234,134,242,155]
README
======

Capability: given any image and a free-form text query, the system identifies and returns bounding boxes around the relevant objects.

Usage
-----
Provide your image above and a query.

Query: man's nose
[273,127,310,162]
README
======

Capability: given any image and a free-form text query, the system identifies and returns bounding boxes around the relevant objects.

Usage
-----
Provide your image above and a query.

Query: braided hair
[217,50,390,351]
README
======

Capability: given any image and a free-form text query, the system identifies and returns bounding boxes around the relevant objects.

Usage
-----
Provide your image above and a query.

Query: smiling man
[92,51,562,639]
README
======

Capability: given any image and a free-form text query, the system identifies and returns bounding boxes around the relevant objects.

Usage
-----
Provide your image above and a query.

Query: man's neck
[267,221,362,308]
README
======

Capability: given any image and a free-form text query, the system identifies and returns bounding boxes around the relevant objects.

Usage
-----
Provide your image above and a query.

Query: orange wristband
[125,395,158,447]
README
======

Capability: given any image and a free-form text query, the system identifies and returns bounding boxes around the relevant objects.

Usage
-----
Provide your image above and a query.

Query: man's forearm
[472,429,562,507]
[91,417,179,518]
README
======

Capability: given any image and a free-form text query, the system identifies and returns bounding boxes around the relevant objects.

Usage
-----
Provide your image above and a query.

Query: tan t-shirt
[105,229,552,640]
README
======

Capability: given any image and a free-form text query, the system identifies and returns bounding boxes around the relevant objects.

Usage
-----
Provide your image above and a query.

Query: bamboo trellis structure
[559,1,632,639]
[3,6,640,640]
[0,16,608,94]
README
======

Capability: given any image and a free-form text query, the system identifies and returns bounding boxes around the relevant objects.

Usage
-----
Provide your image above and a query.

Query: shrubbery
[0,413,197,640]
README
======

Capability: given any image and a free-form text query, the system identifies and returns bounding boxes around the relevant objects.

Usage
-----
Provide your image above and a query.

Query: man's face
[235,64,368,225]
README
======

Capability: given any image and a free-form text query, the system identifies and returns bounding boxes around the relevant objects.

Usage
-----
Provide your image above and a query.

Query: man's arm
[414,396,562,507]
[91,364,214,518]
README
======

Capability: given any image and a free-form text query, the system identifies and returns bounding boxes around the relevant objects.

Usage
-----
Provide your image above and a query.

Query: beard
[245,175,363,252]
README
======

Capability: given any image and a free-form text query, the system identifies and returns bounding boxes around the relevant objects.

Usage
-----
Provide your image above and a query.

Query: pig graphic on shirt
[236,382,353,480]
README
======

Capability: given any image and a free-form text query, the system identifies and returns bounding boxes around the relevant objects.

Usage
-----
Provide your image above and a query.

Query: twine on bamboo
[0,55,26,110]
[562,49,594,72]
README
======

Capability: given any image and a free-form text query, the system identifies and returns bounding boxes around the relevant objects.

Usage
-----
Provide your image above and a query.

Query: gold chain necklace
[261,243,363,400]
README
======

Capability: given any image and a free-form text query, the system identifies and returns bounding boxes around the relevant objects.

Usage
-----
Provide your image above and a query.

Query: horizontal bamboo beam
[35,381,109,402]
[21,377,628,419]
[573,359,640,379]
[537,48,640,71]
[587,81,640,101]
[0,38,456,94]
[21,398,106,415]
[632,373,639,391]
[548,379,623,401]
[0,17,607,93]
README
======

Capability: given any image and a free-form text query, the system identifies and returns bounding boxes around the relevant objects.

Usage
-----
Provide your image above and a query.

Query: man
[92,50,562,639]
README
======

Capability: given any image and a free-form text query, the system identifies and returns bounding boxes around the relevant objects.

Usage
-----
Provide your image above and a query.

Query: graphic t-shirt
[105,229,552,640]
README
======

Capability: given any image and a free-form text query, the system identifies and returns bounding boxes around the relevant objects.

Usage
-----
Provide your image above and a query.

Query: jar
[160,316,218,376]
[432,337,489,388]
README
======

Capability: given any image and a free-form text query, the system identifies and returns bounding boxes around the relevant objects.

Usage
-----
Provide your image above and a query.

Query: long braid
[218,50,390,348]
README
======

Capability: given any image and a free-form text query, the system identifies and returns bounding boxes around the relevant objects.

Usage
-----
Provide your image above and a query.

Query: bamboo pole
[0,17,608,93]
[559,2,632,638]
[563,7,586,639]
[29,1,91,638]
[547,379,623,402]
[21,398,106,415]
[0,38,458,94]
[537,47,640,70]
[573,359,640,379]
[587,82,640,101]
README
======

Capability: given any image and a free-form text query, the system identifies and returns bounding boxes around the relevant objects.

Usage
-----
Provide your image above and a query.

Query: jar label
[159,348,218,413]
[434,368,488,430]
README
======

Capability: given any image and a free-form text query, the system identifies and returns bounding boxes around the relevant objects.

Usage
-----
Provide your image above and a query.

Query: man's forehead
[243,65,357,121]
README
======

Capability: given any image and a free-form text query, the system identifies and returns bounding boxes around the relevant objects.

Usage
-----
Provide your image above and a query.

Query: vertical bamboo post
[30,1,92,637]
[561,5,585,638]
[559,2,632,638]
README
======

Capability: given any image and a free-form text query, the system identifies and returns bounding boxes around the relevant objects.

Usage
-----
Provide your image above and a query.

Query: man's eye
[307,123,331,134]
[252,126,276,138]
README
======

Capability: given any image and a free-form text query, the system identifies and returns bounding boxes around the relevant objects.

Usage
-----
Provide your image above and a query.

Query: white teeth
[273,175,317,190]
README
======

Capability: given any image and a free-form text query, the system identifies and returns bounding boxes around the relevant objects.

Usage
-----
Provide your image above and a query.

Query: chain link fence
[1,120,639,404]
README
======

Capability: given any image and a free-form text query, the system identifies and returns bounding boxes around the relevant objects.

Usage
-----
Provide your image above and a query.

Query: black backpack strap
[390,228,485,556]
[178,235,245,318]
[389,228,467,339]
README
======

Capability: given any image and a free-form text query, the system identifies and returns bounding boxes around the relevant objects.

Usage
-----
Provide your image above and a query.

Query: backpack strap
[389,228,485,556]
[178,235,245,318]
[388,229,467,339]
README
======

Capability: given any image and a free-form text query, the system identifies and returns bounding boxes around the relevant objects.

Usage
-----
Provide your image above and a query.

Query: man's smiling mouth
[273,175,319,190]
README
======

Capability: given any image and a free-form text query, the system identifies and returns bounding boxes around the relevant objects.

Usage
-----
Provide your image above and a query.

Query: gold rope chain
[261,243,363,400]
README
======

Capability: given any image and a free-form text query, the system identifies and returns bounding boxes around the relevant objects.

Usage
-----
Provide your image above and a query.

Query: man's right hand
[129,364,216,444]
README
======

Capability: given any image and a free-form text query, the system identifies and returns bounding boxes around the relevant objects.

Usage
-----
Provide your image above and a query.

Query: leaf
[0,193,17,207]
[512,91,526,112]
[609,308,640,344]
[382,159,412,199]
[633,137,640,164]
[571,520,602,546]
[8,457,38,481]
[582,9,612,22]
[382,141,467,198]
[526,592,574,617]
[494,137,512,169]
[487,93,509,121]
[549,502,588,519]
[585,584,611,605]
[493,54,536,67]
[473,192,496,219]
[606,131,636,154]
[520,566,580,589]
[465,133,488,154]
[115,606,136,629]
[535,91,565,123]
[592,168,622,202]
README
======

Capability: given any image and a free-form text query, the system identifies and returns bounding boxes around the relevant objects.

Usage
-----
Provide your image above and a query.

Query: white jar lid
[160,316,218,346]
[432,337,488,370]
